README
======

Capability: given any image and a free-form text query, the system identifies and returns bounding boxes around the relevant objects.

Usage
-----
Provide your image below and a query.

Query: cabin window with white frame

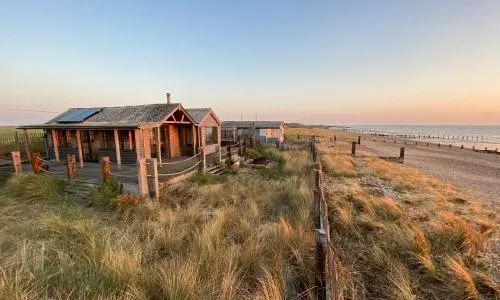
[205,127,218,145]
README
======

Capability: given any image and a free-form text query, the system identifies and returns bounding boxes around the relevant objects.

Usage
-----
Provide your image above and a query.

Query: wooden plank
[76,129,84,168]
[192,125,196,155]
[114,129,121,166]
[157,127,162,165]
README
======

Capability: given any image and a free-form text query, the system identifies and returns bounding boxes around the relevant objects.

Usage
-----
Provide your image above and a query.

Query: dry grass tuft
[321,153,357,177]
[447,255,479,299]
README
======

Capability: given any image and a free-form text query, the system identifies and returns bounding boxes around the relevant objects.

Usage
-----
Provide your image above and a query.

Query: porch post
[128,130,133,150]
[134,129,143,160]
[114,129,121,166]
[23,129,31,163]
[142,128,151,159]
[157,126,162,165]
[192,125,196,155]
[76,129,84,168]
[52,129,60,162]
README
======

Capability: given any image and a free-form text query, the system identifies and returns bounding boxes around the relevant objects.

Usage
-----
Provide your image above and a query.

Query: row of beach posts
[4,139,250,199]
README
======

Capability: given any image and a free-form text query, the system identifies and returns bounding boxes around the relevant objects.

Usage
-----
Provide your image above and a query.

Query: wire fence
[158,160,201,177]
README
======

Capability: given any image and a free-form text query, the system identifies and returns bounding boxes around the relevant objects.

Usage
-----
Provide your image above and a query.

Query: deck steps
[207,165,227,175]
[64,180,99,203]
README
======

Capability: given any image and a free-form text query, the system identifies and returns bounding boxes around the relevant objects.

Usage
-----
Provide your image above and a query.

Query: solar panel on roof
[57,108,101,123]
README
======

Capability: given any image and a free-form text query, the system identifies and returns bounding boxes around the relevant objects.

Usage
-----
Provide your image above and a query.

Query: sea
[335,125,500,150]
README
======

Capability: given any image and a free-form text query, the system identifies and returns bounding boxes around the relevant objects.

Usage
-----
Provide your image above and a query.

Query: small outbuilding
[221,121,285,145]
[186,108,222,155]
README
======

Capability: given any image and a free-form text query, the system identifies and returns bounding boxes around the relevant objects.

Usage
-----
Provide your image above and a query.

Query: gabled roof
[19,103,188,129]
[222,121,284,129]
[186,108,222,126]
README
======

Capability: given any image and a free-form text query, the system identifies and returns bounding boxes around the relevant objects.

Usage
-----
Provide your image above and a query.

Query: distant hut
[221,121,285,146]
[186,108,222,164]
[18,94,221,167]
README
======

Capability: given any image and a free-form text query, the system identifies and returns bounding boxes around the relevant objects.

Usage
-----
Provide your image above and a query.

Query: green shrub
[91,180,121,208]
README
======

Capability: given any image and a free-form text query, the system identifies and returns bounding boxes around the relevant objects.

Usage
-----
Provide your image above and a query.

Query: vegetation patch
[0,147,316,299]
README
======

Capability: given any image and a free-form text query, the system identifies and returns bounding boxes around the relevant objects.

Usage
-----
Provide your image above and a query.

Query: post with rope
[138,158,149,197]
[66,154,78,181]
[146,158,159,200]
[101,156,111,183]
[11,151,22,174]
[30,152,42,174]
[199,147,206,174]
[215,145,222,165]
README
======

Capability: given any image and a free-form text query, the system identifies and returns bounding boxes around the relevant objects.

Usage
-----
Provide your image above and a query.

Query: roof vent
[166,92,171,104]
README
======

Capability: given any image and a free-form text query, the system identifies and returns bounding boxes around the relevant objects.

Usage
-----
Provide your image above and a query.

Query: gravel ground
[357,137,500,207]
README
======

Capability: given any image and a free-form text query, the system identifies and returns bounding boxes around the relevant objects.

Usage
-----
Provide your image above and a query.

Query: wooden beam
[162,121,191,124]
[171,113,177,121]
[164,126,168,158]
[157,127,162,165]
[51,129,60,162]
[192,125,196,155]
[181,114,185,122]
[23,129,31,163]
[114,129,121,166]
[76,129,84,168]
[134,129,143,160]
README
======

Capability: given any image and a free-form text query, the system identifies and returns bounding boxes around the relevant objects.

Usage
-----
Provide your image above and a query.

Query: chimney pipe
[166,92,171,104]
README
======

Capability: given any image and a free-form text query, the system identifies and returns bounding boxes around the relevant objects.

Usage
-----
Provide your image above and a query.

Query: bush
[91,180,121,208]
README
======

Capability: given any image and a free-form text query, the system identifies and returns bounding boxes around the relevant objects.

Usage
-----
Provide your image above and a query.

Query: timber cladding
[168,125,181,158]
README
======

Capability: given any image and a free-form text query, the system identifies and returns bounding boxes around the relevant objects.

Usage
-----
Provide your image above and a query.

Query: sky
[1,0,499,126]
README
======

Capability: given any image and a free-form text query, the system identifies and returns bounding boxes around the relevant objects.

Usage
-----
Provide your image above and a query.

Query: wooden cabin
[18,96,222,167]
[221,121,285,145]
[186,108,222,154]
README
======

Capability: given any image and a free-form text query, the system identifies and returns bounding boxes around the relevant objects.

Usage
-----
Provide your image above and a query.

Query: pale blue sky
[1,0,499,125]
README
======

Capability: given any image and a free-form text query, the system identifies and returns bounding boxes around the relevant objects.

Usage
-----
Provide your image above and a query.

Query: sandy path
[357,137,500,206]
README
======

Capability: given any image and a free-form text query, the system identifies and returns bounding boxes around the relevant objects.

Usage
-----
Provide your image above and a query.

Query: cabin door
[168,125,181,158]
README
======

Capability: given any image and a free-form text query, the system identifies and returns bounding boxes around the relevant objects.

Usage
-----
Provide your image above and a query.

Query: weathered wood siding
[168,125,181,158]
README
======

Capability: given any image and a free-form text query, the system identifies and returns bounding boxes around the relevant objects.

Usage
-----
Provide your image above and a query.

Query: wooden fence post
[137,158,148,197]
[351,142,356,156]
[201,148,207,173]
[472,145,475,151]
[461,145,464,149]
[400,147,405,163]
[226,144,232,163]
[30,152,41,174]
[146,158,159,200]
[11,151,22,174]
[66,154,78,181]
[101,156,111,183]
[333,135,336,142]
[357,136,361,145]
[216,144,222,165]
[238,139,243,156]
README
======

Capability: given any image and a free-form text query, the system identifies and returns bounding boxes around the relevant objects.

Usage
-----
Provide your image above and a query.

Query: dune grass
[0,147,316,299]
[297,128,499,299]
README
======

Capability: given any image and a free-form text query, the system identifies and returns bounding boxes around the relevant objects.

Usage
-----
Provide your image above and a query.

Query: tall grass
[297,129,499,299]
[0,148,316,299]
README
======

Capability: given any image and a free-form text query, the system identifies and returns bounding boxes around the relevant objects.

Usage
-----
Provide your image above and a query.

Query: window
[205,127,218,145]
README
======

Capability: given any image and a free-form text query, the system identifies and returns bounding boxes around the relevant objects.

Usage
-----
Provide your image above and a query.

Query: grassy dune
[0,146,316,299]
[287,127,500,299]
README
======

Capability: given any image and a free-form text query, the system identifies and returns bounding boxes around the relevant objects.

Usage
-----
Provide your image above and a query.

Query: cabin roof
[222,121,284,129]
[186,108,211,124]
[19,103,184,129]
